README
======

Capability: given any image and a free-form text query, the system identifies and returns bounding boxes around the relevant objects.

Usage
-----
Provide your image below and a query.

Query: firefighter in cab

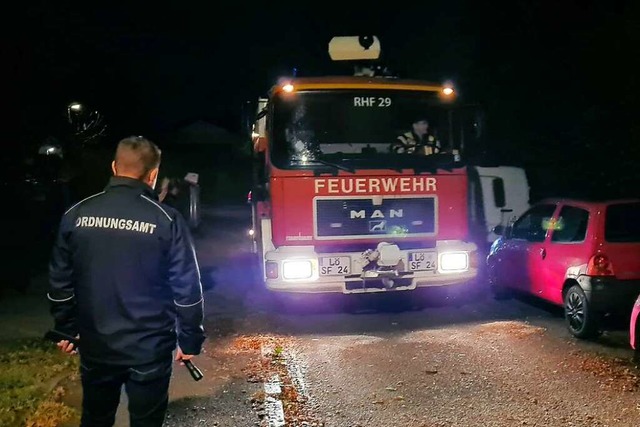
[391,115,441,155]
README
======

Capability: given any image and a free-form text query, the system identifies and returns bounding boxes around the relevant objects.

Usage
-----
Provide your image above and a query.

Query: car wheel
[564,284,601,339]
[487,263,512,300]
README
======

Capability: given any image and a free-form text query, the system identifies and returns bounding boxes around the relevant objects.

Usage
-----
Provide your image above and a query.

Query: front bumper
[266,270,479,294]
[578,276,640,314]
[262,242,479,295]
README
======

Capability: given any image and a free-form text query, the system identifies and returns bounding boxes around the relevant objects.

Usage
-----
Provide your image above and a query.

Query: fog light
[282,260,313,280]
[439,252,468,272]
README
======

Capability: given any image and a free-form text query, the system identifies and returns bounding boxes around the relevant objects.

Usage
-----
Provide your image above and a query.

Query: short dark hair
[114,136,161,179]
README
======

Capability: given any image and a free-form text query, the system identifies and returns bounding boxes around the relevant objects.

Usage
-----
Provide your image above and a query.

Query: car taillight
[586,253,615,276]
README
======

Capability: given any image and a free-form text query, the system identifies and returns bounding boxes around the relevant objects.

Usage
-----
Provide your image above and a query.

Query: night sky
[7,1,640,198]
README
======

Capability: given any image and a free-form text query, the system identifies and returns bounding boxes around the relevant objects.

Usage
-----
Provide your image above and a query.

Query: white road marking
[259,344,312,425]
[260,345,285,427]
[264,396,285,427]
[261,344,274,357]
[264,374,282,395]
[284,350,309,399]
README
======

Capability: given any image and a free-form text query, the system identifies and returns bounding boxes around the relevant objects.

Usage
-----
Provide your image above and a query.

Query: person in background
[47,135,205,427]
[391,116,441,155]
[158,176,191,222]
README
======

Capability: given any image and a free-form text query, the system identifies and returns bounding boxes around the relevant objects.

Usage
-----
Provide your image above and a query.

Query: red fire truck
[246,36,527,295]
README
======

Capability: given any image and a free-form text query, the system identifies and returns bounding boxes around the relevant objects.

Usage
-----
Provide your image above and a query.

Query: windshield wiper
[314,157,355,173]
[292,157,355,174]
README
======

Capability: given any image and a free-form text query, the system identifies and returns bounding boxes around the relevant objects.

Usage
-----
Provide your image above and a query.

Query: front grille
[314,196,437,240]
[315,240,437,253]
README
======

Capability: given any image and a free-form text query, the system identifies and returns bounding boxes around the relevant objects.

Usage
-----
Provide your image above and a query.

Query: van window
[492,178,506,208]
[605,202,640,242]
[551,206,589,243]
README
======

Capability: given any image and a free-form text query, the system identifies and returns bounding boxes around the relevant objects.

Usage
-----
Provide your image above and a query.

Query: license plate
[319,256,351,276]
[408,252,437,271]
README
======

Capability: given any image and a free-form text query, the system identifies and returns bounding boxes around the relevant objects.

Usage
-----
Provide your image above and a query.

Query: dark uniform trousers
[80,356,173,427]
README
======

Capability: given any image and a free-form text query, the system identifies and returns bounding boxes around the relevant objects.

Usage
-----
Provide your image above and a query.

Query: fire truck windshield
[270,90,460,170]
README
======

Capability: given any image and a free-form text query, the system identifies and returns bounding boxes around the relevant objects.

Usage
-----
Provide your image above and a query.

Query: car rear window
[605,202,640,242]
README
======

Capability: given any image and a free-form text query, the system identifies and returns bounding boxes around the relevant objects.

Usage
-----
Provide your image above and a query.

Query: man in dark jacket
[47,136,205,427]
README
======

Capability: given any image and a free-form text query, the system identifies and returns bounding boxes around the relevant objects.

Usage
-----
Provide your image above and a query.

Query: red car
[632,294,640,360]
[487,198,640,339]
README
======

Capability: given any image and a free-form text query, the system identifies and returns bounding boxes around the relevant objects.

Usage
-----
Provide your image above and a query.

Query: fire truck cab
[246,36,527,294]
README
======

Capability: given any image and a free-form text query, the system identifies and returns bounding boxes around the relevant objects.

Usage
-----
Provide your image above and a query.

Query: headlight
[282,260,313,280]
[439,252,468,272]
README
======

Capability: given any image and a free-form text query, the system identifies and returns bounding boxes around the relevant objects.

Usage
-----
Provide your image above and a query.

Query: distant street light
[67,102,84,125]
[64,101,108,146]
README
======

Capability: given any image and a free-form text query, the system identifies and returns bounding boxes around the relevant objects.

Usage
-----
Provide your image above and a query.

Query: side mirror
[184,172,199,185]
[250,185,267,202]
[253,136,267,153]
[492,178,506,208]
[492,224,513,239]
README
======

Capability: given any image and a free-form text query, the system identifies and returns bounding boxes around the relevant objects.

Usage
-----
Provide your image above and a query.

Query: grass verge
[0,337,79,427]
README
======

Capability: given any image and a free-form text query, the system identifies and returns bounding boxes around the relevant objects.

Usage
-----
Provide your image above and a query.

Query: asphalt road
[170,203,639,426]
[3,202,638,426]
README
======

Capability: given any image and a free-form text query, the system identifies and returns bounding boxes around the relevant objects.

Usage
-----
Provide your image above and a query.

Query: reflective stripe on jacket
[392,131,440,155]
